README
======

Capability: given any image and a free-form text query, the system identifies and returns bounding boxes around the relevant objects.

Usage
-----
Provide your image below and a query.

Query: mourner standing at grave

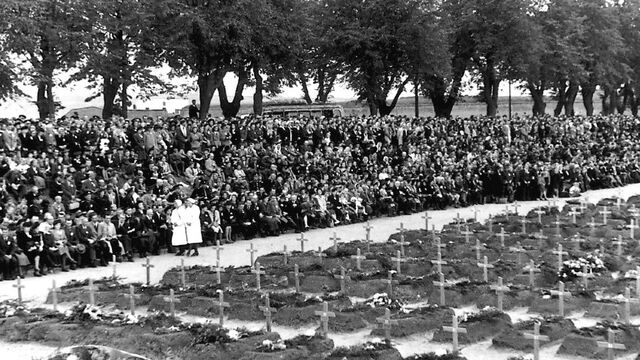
[184,198,201,256]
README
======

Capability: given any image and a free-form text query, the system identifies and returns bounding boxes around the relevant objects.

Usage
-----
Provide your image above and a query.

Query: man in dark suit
[188,100,199,119]
[0,226,19,280]
[174,119,191,151]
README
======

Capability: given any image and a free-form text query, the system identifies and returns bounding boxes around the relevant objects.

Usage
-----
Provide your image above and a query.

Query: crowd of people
[0,107,638,281]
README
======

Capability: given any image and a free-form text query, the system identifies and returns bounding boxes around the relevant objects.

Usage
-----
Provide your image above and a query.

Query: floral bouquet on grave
[559,254,606,281]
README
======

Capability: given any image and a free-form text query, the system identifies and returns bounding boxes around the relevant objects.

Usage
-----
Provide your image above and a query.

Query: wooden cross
[579,199,588,212]
[477,255,494,282]
[13,278,25,305]
[509,242,526,268]
[376,308,398,341]
[520,216,528,234]
[252,262,266,291]
[314,302,335,338]
[293,263,304,293]
[434,236,446,250]
[454,212,463,232]
[596,329,625,360]
[259,293,276,332]
[553,244,568,272]
[246,243,258,269]
[504,204,511,220]
[588,217,598,236]
[571,234,586,252]
[282,245,289,266]
[548,197,559,209]
[351,248,365,271]
[163,289,181,317]
[316,246,327,264]
[330,232,341,252]
[614,235,625,257]
[213,259,225,285]
[391,250,405,275]
[49,279,58,311]
[422,211,432,231]
[473,206,479,222]
[443,315,467,353]
[396,222,406,236]
[123,285,141,315]
[335,266,350,294]
[569,207,579,224]
[487,215,493,234]
[211,290,230,326]
[141,258,154,286]
[431,247,447,274]
[490,276,509,312]
[553,214,563,239]
[460,225,473,244]
[87,278,97,306]
[297,233,308,253]
[513,201,522,215]
[528,259,540,289]
[215,240,224,262]
[433,272,446,305]
[535,207,545,224]
[180,258,187,288]
[629,219,638,240]
[616,196,622,210]
[550,281,571,317]
[622,287,639,325]
[473,239,484,262]
[364,222,374,247]
[398,234,410,257]
[533,231,547,248]
[601,206,611,225]
[385,272,399,297]
[579,265,594,289]
[524,322,550,360]
[112,263,118,281]
[498,227,506,248]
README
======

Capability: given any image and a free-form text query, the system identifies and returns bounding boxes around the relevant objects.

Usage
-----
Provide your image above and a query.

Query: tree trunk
[120,83,129,119]
[197,69,226,120]
[299,73,312,104]
[554,82,567,116]
[482,63,500,117]
[36,82,49,120]
[620,83,633,114]
[376,78,410,116]
[564,82,578,116]
[414,76,419,118]
[528,82,546,116]
[315,66,337,103]
[610,88,619,115]
[218,70,248,119]
[253,65,264,115]
[581,84,596,116]
[102,76,119,120]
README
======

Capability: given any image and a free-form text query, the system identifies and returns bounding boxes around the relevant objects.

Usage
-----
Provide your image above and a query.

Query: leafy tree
[1,0,89,120]
[69,0,166,119]
[465,0,537,117]
[0,52,22,101]
[612,0,640,115]
[328,0,449,116]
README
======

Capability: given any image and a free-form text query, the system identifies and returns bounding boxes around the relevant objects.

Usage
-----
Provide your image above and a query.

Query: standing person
[184,198,202,256]
[188,100,199,119]
[170,199,188,256]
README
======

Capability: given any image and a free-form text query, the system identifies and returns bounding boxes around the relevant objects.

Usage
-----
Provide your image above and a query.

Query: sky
[0,69,525,119]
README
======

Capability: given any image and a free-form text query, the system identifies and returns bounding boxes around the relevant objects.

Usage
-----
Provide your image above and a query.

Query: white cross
[364,222,373,250]
[473,206,479,222]
[335,266,350,294]
[87,278,97,306]
[282,245,290,266]
[123,285,141,315]
[297,233,308,252]
[553,244,568,272]
[477,255,494,282]
[601,206,611,225]
[498,227,506,248]
[246,243,258,269]
[534,207,545,224]
[49,279,58,311]
[163,288,181,317]
[490,276,509,312]
[523,322,550,360]
[578,265,594,290]
[422,212,432,231]
[376,308,398,341]
[520,216,528,234]
[141,258,154,286]
[385,272,399,297]
[398,234,410,257]
[527,259,540,289]
[180,259,187,288]
[588,217,598,235]
[569,207,580,224]
[571,234,586,252]
[487,215,493,234]
[433,272,447,305]
[293,263,304,293]
[512,201,522,215]
[259,293,276,332]
[252,262,266,291]
[213,259,225,285]
[443,315,467,353]
[579,199,588,212]
[316,246,326,264]
[614,235,625,257]
[330,232,341,252]
[314,302,335,338]
[510,242,527,268]
[550,281,572,317]
[391,250,405,275]
[553,214,563,239]
[596,329,625,360]
[473,239,484,262]
[351,248,365,271]
[431,247,448,274]
[460,225,473,244]
[211,290,230,326]
[454,213,463,232]
[629,219,638,239]
[621,287,639,325]
[214,240,224,262]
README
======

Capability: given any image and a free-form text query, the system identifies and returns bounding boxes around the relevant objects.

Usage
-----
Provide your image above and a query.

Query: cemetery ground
[5,185,640,359]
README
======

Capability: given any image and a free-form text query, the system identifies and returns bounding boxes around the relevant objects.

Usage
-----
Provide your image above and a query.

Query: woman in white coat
[184,198,202,256]
[171,199,188,256]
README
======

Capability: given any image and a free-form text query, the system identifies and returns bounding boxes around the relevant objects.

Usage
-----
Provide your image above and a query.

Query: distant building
[64,106,170,119]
